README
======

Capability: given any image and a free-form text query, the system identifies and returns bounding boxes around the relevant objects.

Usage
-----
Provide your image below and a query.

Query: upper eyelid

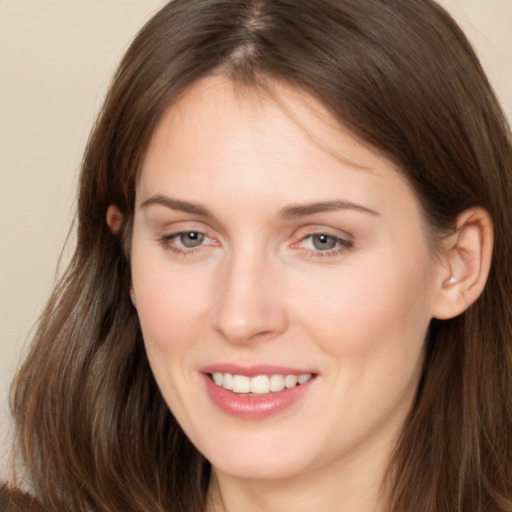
[294,225,354,242]
[155,220,214,236]
[149,216,226,239]
[295,233,353,249]
[162,229,212,244]
[163,228,209,237]
[302,233,351,243]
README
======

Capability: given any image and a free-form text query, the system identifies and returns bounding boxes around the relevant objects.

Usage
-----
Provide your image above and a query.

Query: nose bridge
[211,243,287,344]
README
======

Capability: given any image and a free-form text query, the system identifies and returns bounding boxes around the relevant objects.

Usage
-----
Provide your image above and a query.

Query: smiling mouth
[210,372,313,395]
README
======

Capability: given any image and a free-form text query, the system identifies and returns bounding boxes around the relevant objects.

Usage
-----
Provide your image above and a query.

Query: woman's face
[131,75,444,482]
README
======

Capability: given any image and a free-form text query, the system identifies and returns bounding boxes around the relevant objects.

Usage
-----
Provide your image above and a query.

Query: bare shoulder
[0,484,48,512]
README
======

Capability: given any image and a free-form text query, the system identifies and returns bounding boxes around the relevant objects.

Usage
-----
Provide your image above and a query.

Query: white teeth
[223,373,234,390]
[270,374,285,392]
[284,375,298,388]
[250,375,270,394]
[211,372,313,394]
[298,373,312,384]
[232,375,251,393]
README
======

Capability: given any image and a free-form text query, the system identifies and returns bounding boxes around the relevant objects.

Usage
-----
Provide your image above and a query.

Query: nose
[210,252,288,344]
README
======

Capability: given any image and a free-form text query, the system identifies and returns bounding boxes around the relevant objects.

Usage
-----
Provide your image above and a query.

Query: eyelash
[158,230,354,259]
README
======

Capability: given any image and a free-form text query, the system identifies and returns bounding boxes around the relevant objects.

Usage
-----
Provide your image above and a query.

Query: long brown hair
[10,1,512,510]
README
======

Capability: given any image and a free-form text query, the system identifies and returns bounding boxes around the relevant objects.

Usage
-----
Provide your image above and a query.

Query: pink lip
[200,363,314,377]
[200,365,317,420]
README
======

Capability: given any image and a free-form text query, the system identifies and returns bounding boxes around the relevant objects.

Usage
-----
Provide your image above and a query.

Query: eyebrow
[280,201,379,218]
[140,195,214,217]
[140,195,379,219]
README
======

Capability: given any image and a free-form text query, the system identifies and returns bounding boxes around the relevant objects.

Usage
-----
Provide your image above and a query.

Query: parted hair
[9,0,512,511]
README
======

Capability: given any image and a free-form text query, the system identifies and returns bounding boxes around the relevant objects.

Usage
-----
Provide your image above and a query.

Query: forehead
[137,74,422,226]
[142,74,394,178]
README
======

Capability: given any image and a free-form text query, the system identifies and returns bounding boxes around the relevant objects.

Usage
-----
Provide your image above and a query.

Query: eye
[176,231,205,248]
[159,230,213,253]
[296,231,353,258]
[309,234,340,251]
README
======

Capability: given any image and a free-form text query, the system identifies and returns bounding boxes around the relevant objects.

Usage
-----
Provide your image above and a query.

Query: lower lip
[203,374,314,420]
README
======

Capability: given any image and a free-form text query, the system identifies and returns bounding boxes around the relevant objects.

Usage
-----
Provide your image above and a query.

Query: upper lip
[200,363,316,377]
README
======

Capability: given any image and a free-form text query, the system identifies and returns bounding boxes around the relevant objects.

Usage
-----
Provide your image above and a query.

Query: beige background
[0,0,511,474]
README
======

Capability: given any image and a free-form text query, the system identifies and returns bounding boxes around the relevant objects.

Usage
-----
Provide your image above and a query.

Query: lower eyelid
[306,243,351,253]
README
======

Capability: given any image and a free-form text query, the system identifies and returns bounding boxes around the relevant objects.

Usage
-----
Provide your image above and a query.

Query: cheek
[130,250,213,417]
[130,247,212,357]
[294,249,434,441]
[291,242,435,363]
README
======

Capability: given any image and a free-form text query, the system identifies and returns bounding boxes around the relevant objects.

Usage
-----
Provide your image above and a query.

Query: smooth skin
[108,75,492,512]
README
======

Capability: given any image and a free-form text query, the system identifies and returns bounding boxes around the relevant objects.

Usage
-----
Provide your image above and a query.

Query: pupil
[312,234,336,250]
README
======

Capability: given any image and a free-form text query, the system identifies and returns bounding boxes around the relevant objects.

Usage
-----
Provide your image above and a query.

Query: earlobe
[106,205,124,235]
[432,207,493,320]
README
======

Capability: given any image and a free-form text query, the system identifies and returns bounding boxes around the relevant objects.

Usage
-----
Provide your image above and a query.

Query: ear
[106,204,124,235]
[432,207,493,320]
[129,284,137,308]
[106,205,136,306]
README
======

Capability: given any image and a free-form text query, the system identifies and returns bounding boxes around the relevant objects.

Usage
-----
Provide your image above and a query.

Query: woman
[4,0,512,510]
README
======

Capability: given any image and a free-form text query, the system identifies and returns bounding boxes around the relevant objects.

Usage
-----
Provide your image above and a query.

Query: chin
[198,431,320,482]
[212,456,305,482]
